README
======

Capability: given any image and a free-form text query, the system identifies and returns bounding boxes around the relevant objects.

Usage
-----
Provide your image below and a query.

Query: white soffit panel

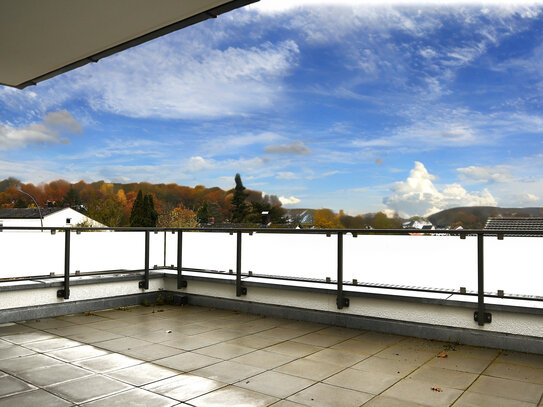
[0,0,257,89]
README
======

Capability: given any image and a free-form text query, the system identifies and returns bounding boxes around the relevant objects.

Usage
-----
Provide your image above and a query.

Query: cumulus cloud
[264,141,311,154]
[383,161,497,217]
[187,156,215,172]
[279,195,301,205]
[457,165,513,183]
[0,111,82,150]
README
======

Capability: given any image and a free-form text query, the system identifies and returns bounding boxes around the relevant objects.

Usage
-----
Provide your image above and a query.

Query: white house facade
[0,208,106,229]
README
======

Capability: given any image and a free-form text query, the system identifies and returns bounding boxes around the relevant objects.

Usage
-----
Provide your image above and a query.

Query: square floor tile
[425,353,492,374]
[381,378,464,407]
[274,359,343,381]
[484,362,543,385]
[231,350,297,369]
[304,348,367,367]
[266,341,322,358]
[0,389,72,407]
[93,337,152,352]
[0,345,35,360]
[195,343,255,359]
[468,375,543,404]
[0,354,63,374]
[496,351,543,369]
[193,360,266,384]
[46,344,109,362]
[81,388,178,407]
[15,363,93,386]
[363,395,426,407]
[453,391,538,407]
[288,382,373,407]
[24,337,80,352]
[106,362,179,386]
[292,332,348,347]
[2,331,57,344]
[143,373,225,401]
[154,352,221,371]
[351,355,420,377]
[226,334,284,349]
[46,374,132,404]
[74,353,142,373]
[118,343,182,361]
[237,371,315,398]
[331,338,389,355]
[190,385,279,407]
[0,375,35,397]
[324,368,400,395]
[407,366,478,390]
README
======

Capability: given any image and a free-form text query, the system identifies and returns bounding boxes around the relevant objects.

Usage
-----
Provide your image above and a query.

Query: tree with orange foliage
[314,209,343,229]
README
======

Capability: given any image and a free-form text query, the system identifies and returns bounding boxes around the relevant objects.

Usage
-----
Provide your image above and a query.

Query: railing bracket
[177,280,188,289]
[474,311,492,324]
[337,296,349,309]
[57,289,69,298]
[138,281,146,289]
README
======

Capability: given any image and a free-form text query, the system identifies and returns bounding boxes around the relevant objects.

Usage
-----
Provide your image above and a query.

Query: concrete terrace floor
[0,305,542,407]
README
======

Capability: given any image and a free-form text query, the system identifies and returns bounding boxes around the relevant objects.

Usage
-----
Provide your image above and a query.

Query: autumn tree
[88,195,123,227]
[169,207,198,227]
[231,173,250,223]
[314,209,343,229]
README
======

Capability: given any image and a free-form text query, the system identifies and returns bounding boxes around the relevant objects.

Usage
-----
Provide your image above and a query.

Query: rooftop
[1,304,542,407]
[485,217,543,236]
[0,208,66,219]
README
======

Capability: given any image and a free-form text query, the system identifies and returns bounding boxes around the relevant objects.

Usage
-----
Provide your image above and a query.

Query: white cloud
[203,132,285,156]
[264,141,311,154]
[45,39,299,120]
[276,171,297,180]
[383,161,497,217]
[187,156,215,172]
[0,111,81,150]
[514,193,539,204]
[457,165,513,183]
[279,195,301,205]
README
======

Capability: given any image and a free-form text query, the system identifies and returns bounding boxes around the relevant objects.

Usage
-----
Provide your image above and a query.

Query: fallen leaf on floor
[437,353,448,358]
[431,387,443,392]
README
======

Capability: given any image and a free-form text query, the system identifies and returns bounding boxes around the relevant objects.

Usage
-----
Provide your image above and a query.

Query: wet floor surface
[0,305,542,406]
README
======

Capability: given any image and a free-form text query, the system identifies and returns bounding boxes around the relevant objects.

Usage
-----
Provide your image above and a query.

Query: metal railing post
[139,230,150,290]
[475,233,491,325]
[336,231,349,309]
[236,231,246,296]
[177,230,187,288]
[58,228,70,299]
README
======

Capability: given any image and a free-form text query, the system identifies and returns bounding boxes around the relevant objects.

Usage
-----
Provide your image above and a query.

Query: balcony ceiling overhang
[0,0,257,89]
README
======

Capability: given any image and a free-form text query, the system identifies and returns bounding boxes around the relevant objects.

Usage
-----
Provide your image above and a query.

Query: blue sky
[1,1,543,217]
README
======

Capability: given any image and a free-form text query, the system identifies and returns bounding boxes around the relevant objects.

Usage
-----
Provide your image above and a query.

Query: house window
[66,218,71,224]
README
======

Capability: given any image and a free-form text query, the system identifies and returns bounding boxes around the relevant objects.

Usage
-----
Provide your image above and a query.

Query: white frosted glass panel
[181,232,236,271]
[70,232,145,273]
[343,235,478,292]
[485,237,542,297]
[0,231,65,278]
[243,234,335,279]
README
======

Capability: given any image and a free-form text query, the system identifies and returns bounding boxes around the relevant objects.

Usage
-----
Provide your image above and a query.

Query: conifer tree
[197,200,210,225]
[129,190,145,226]
[231,173,249,223]
[143,194,158,227]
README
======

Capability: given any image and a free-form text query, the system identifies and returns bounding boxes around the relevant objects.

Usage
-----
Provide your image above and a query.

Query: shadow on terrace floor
[0,305,542,407]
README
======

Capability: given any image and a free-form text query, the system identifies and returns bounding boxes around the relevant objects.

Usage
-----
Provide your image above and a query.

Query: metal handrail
[1,225,542,327]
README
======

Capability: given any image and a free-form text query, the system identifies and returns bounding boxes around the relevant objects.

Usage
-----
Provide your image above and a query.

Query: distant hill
[428,206,543,229]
